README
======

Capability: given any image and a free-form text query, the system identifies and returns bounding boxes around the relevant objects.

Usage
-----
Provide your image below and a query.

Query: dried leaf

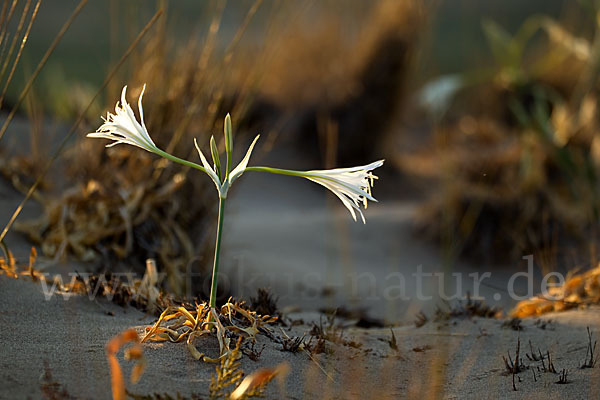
[512,264,600,317]
[106,329,145,400]
[229,362,290,400]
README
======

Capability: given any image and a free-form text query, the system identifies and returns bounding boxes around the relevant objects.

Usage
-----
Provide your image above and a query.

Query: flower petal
[306,160,383,222]
[229,135,260,184]
[137,84,154,146]
[87,84,158,154]
[309,177,365,223]
[308,160,384,175]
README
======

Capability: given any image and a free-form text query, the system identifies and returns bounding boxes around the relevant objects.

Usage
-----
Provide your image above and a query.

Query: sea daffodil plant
[89,85,384,309]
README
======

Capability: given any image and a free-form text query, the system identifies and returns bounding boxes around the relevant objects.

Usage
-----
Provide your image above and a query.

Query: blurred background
[1,0,599,323]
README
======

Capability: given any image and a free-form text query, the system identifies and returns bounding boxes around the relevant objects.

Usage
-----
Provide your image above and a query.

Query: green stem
[245,166,308,177]
[245,166,345,181]
[225,153,232,181]
[152,146,226,308]
[209,197,226,308]
[245,166,371,199]
[154,148,207,173]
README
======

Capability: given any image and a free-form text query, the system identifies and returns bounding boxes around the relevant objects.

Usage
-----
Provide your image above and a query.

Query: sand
[1,274,599,399]
[1,120,599,398]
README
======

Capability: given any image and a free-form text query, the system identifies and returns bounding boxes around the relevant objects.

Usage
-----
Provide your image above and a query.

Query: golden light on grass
[106,329,145,400]
[141,300,277,362]
[0,7,164,251]
[229,362,290,400]
[512,264,600,317]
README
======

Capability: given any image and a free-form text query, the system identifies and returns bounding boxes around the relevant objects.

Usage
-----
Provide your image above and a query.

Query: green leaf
[482,19,514,66]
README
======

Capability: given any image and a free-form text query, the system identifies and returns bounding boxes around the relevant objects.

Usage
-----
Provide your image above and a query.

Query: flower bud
[210,135,222,180]
[224,114,233,169]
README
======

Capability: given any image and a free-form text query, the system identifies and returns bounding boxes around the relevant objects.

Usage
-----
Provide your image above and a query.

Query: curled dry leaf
[124,345,146,384]
[106,329,145,400]
[28,246,38,279]
[1,247,41,281]
[229,362,290,400]
[141,299,277,363]
[0,248,17,279]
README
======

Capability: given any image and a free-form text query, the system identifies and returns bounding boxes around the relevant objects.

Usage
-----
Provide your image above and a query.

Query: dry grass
[1,0,422,298]
[106,329,145,400]
[402,9,600,264]
[141,299,277,362]
[512,264,600,317]
[0,246,173,313]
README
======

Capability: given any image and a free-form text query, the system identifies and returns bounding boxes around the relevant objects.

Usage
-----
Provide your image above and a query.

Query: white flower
[87,85,158,153]
[304,160,384,223]
[194,135,260,199]
[88,84,384,219]
[246,160,384,223]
